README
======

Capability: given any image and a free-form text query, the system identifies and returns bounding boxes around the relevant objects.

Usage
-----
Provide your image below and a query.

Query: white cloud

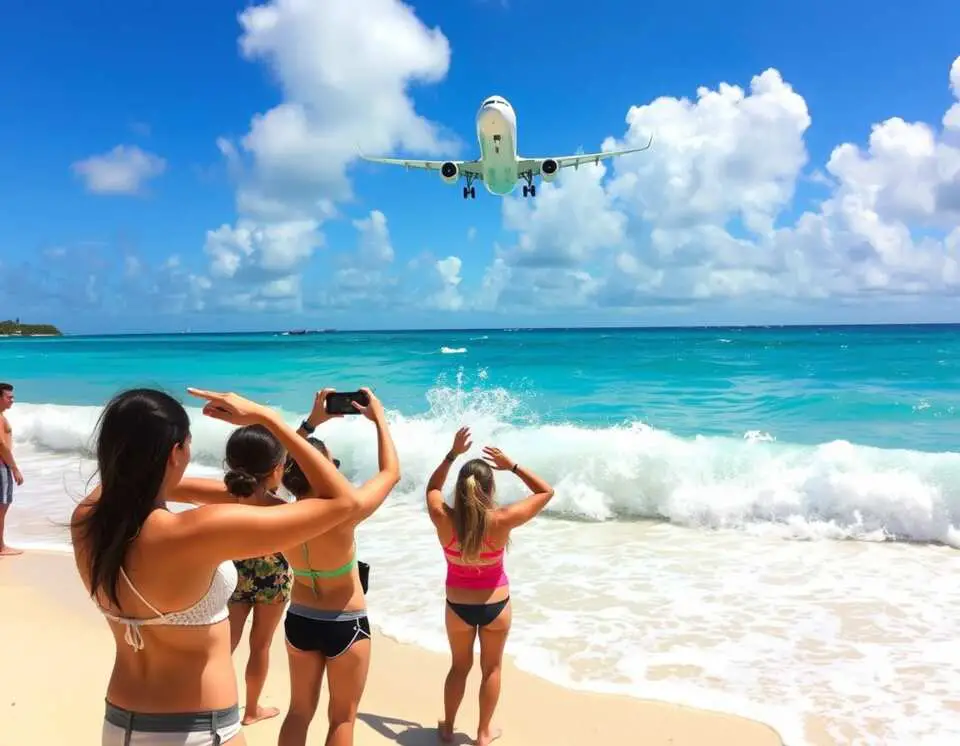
[479,57,960,313]
[204,219,321,278]
[71,145,166,195]
[230,0,453,210]
[314,210,399,310]
[429,256,464,311]
[503,161,627,268]
[198,0,454,310]
[944,57,960,131]
[353,210,394,263]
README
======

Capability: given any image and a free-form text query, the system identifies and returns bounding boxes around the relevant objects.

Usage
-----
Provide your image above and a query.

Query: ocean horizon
[18,320,960,337]
[4,323,960,745]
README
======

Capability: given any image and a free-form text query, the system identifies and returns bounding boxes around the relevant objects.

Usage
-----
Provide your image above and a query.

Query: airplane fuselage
[476,96,519,195]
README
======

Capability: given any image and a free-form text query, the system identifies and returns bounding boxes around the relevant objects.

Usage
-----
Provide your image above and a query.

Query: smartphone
[325,390,369,415]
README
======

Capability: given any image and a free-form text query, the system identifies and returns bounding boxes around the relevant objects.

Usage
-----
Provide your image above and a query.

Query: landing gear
[521,171,536,198]
[462,174,477,199]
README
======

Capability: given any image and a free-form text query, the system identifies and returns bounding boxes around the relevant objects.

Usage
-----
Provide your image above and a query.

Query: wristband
[511,463,519,473]
[445,452,457,463]
[300,419,316,434]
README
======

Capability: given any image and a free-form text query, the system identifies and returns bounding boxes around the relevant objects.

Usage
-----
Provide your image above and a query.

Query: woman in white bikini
[70,386,399,746]
[425,427,554,746]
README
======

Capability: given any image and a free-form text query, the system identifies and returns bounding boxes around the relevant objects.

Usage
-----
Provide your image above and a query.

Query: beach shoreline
[0,550,784,746]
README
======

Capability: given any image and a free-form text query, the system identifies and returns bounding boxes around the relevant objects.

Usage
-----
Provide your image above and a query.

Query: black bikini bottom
[285,604,371,659]
[446,597,510,628]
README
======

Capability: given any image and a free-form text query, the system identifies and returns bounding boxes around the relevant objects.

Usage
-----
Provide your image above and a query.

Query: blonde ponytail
[453,460,495,563]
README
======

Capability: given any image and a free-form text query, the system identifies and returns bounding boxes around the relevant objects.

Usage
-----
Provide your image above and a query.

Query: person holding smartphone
[425,427,554,746]
[277,387,399,746]
[70,386,379,746]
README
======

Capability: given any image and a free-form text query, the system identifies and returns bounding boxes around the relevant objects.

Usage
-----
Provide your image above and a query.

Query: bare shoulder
[0,413,9,433]
[69,493,99,547]
[433,506,455,540]
[488,509,514,537]
[71,491,98,520]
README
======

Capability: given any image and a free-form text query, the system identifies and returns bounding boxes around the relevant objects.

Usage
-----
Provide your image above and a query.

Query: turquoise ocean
[4,325,960,745]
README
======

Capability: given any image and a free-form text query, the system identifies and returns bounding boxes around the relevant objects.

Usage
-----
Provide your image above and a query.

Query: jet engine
[440,161,459,184]
[540,158,559,183]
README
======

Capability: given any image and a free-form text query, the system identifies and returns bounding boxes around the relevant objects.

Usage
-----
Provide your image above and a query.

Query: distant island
[0,319,63,337]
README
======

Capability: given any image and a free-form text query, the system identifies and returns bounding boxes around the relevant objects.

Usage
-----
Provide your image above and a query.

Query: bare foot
[437,720,454,743]
[0,547,23,556]
[242,706,280,726]
[476,726,503,746]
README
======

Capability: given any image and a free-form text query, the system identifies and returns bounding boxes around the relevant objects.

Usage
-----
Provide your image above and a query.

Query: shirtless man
[0,382,24,556]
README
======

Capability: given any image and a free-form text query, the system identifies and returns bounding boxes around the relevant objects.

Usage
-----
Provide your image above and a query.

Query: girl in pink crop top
[425,426,555,746]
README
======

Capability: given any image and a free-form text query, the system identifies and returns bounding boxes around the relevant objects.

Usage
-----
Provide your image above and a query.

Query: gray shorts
[0,464,12,507]
[102,701,242,745]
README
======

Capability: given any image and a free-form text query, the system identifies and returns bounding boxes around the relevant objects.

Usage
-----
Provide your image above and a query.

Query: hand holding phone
[324,390,371,416]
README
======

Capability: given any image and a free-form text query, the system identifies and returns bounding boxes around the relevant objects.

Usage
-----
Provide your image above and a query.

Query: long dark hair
[282,436,337,498]
[452,458,496,562]
[224,424,285,497]
[72,388,190,610]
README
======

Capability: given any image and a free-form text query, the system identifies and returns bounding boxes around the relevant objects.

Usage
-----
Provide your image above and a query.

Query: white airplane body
[360,95,652,199]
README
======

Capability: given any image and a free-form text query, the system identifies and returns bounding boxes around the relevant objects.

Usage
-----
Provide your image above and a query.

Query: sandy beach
[0,551,783,746]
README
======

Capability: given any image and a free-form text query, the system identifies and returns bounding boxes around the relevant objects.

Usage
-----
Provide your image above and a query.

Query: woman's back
[280,426,388,612]
[287,520,365,609]
[71,500,240,713]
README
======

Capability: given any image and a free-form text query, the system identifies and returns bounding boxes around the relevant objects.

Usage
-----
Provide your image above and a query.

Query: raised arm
[426,426,472,525]
[484,446,555,530]
[296,387,341,439]
[172,389,363,563]
[350,388,400,520]
[168,477,235,506]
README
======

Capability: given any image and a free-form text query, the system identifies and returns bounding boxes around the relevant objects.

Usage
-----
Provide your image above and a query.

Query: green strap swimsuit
[292,542,357,596]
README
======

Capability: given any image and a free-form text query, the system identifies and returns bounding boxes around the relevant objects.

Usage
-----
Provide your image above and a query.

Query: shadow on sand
[358,712,474,745]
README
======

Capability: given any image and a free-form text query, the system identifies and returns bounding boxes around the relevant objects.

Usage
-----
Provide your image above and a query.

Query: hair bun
[224,468,259,497]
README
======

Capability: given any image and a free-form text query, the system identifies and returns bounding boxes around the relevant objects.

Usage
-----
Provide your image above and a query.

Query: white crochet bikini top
[99,560,239,651]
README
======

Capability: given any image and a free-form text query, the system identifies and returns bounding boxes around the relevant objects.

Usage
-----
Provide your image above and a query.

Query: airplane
[358,95,653,200]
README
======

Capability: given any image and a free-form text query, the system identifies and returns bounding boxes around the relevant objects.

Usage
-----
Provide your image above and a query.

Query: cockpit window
[483,97,507,107]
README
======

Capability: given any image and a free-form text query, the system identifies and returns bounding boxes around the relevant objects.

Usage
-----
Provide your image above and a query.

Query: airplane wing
[518,135,653,176]
[357,155,484,179]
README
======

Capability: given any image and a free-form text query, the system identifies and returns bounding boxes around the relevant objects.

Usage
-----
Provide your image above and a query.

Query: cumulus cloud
[428,256,465,310]
[71,145,166,195]
[1,242,208,322]
[195,0,454,310]
[480,57,960,313]
[944,58,960,131]
[312,209,402,310]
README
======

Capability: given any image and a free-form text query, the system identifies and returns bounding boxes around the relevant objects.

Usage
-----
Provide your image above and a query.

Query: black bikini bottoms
[285,604,371,659]
[446,597,510,628]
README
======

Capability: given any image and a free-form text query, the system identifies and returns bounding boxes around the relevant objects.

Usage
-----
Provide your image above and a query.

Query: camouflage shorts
[231,553,293,605]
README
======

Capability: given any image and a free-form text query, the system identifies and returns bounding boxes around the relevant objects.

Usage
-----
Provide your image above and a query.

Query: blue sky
[1,0,959,334]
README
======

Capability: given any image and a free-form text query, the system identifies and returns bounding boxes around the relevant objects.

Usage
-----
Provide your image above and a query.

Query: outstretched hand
[450,426,472,456]
[482,446,515,471]
[187,388,270,426]
[351,387,385,423]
